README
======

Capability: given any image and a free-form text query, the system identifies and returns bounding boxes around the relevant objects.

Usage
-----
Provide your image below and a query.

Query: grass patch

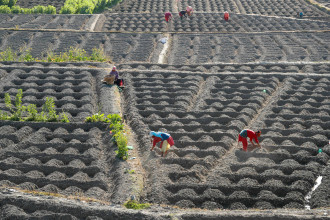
[124,199,150,210]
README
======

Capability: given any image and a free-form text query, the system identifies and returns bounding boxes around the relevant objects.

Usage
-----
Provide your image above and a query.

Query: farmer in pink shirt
[186,6,193,16]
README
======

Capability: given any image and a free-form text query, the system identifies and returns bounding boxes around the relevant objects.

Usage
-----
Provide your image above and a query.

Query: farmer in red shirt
[150,131,174,157]
[238,129,261,151]
[164,12,173,23]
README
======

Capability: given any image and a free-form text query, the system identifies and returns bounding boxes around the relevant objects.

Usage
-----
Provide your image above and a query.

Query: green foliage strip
[0,47,109,63]
[0,89,70,122]
[0,0,123,14]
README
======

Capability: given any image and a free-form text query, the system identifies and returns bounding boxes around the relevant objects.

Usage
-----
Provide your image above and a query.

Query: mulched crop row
[168,32,330,64]
[0,31,161,64]
[0,14,93,30]
[101,13,330,32]
[177,0,329,18]
[112,0,329,18]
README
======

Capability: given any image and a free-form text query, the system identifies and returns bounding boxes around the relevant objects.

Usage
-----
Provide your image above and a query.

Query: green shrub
[44,5,56,14]
[85,112,108,122]
[0,0,10,6]
[60,112,70,123]
[80,0,95,14]
[42,97,58,122]
[124,199,150,210]
[19,49,34,62]
[31,5,44,14]
[90,48,107,62]
[114,132,128,160]
[8,0,16,7]
[0,48,17,61]
[22,8,32,14]
[26,104,38,121]
[0,5,11,14]
[11,5,23,13]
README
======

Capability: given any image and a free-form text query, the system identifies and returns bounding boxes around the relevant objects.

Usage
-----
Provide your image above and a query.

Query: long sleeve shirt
[246,129,259,144]
[110,70,119,80]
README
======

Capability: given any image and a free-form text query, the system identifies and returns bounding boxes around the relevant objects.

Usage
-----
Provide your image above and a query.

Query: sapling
[43,97,58,122]
[26,104,38,121]
[60,112,70,123]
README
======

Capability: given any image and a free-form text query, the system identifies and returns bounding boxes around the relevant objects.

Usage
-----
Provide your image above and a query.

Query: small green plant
[85,112,109,123]
[60,112,70,123]
[42,97,58,122]
[124,199,150,210]
[114,132,128,160]
[19,49,34,62]
[0,48,18,61]
[90,48,107,62]
[26,104,38,121]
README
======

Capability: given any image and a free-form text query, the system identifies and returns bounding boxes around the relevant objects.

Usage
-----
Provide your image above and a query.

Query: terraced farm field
[0,0,329,219]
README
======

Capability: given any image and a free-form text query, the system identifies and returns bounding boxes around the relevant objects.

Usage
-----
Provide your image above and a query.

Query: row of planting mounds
[2,188,328,220]
[101,13,330,32]
[109,0,174,13]
[15,0,66,12]
[118,62,330,74]
[0,14,93,30]
[177,0,329,18]
[168,32,330,64]
[0,30,162,64]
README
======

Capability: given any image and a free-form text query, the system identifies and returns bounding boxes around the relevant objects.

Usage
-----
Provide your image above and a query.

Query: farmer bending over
[165,12,173,23]
[179,10,187,20]
[238,129,261,151]
[186,6,193,16]
[150,131,174,157]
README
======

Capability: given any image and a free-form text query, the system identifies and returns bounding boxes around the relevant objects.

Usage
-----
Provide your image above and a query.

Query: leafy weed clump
[0,89,70,122]
[124,199,150,210]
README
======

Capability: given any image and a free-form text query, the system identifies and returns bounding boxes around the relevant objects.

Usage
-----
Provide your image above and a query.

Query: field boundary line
[0,28,329,35]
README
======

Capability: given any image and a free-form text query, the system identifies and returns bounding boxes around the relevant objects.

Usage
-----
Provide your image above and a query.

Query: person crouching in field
[103,66,118,85]
[103,66,124,87]
[238,129,261,151]
[186,6,193,16]
[150,131,174,157]
[179,10,187,20]
[165,12,173,23]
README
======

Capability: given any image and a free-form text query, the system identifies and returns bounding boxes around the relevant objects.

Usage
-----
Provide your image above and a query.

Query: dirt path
[158,33,171,64]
